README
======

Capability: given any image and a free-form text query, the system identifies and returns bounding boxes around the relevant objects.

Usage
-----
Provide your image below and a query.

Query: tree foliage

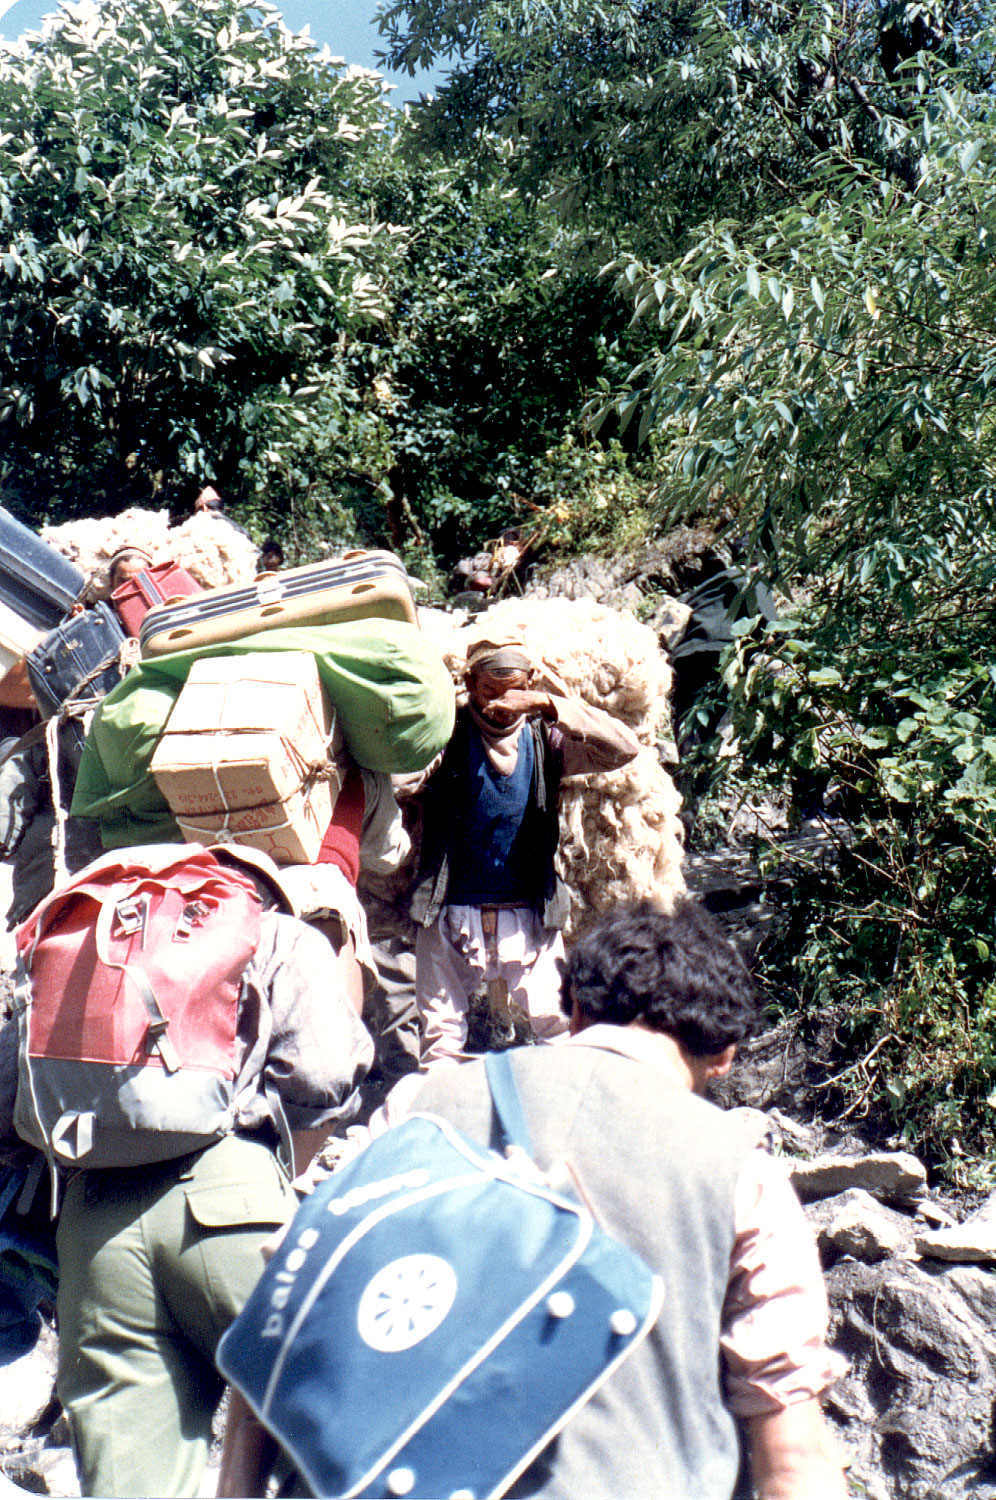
[387,0,996,1160]
[0,0,402,521]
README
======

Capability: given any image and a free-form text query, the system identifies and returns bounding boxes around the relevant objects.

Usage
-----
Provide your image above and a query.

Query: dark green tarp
[71,621,455,848]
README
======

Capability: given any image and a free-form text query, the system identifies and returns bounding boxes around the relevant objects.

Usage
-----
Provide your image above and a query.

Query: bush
[711,586,996,1170]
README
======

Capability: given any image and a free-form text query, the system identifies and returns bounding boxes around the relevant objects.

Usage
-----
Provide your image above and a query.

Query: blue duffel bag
[217,1051,664,1500]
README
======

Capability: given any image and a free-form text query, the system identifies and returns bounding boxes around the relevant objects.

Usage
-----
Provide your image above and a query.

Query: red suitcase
[111,562,203,636]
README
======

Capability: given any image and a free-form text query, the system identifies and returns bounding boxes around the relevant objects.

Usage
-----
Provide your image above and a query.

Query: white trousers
[415,905,570,1067]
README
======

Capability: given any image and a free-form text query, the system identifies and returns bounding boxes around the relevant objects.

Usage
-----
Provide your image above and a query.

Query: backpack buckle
[114,894,150,947]
[174,901,209,942]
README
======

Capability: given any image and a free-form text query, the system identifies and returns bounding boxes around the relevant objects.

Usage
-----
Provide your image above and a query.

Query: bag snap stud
[610,1307,638,1336]
[387,1467,416,1496]
[546,1291,575,1319]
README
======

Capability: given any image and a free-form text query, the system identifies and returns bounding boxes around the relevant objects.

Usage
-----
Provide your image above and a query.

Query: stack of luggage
[149,651,345,865]
[0,507,91,721]
[0,510,454,889]
[72,551,454,855]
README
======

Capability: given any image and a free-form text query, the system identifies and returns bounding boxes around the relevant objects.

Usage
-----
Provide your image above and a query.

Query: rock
[527,558,644,615]
[724,1106,773,1153]
[1,1442,79,1496]
[0,1328,57,1438]
[963,1186,996,1225]
[916,1199,957,1228]
[915,1220,996,1263]
[790,1151,927,1204]
[645,596,692,649]
[768,1107,821,1156]
[707,1021,815,1115]
[805,1189,915,1265]
[825,1258,996,1498]
[933,1264,996,1330]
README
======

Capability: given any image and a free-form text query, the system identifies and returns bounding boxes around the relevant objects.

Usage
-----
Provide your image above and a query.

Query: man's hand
[747,1399,849,1499]
[216,1388,277,1498]
[480,688,554,725]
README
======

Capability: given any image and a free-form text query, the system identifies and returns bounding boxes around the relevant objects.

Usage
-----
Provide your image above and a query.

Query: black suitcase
[0,507,85,631]
[26,603,128,761]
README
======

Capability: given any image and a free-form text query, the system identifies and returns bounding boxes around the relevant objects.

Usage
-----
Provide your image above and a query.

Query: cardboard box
[150,653,343,856]
[175,780,335,866]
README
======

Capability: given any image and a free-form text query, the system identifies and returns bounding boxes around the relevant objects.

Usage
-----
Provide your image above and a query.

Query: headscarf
[464,628,535,773]
[464,626,535,677]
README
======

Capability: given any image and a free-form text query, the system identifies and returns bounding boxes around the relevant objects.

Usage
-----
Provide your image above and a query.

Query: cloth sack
[71,621,455,847]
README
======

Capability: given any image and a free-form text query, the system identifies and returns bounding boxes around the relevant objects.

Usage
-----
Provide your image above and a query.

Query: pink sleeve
[721,1149,849,1416]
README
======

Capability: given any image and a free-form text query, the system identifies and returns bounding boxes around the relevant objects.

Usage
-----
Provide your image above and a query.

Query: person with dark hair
[367,899,848,1500]
[563,897,759,1052]
[190,483,252,540]
[259,538,284,572]
[193,484,225,514]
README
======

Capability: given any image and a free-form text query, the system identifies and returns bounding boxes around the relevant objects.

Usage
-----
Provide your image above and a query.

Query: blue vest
[410,708,570,931]
[446,725,536,905]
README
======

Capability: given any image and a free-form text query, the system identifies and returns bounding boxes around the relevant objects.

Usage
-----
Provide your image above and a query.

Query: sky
[0,0,443,102]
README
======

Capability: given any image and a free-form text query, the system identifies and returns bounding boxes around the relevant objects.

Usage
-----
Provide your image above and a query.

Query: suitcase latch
[255,578,285,606]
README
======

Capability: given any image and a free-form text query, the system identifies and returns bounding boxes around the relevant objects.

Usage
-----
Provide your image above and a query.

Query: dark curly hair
[560,899,759,1056]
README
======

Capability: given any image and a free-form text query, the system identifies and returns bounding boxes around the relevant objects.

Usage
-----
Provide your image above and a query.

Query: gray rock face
[791,1151,928,1204]
[724,1105,774,1153]
[0,1324,57,1437]
[528,557,645,612]
[643,596,692,650]
[0,1320,77,1497]
[825,1259,996,1499]
[707,1021,814,1114]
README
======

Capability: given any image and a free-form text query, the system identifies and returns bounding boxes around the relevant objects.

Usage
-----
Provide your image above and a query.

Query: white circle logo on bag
[357,1254,458,1352]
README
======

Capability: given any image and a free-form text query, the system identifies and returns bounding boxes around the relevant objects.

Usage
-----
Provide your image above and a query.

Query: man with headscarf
[408,627,640,1065]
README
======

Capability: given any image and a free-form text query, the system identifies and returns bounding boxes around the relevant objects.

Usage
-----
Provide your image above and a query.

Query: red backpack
[13,845,262,1194]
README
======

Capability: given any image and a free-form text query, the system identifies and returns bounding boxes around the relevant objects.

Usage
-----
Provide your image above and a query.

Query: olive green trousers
[56,1133,297,1498]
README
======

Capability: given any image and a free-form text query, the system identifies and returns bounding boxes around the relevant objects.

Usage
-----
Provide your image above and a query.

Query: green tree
[0,0,402,523]
[337,151,631,559]
[384,0,996,1158]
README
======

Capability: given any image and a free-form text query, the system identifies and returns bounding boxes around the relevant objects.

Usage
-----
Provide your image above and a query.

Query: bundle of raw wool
[419,596,685,935]
[165,510,261,590]
[41,507,259,596]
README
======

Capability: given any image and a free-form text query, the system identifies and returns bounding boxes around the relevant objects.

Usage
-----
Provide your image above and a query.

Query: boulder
[724,1106,774,1153]
[825,1258,996,1499]
[0,1325,57,1439]
[790,1151,927,1204]
[935,1263,996,1329]
[915,1220,996,1263]
[644,596,692,651]
[707,1021,815,1115]
[805,1189,915,1265]
[767,1107,822,1156]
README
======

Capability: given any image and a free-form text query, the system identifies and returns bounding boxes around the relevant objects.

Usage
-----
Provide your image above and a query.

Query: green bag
[72,621,455,847]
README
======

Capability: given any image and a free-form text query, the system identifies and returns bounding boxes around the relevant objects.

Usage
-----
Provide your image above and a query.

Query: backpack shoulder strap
[484,1050,534,1157]
[93,894,182,1074]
